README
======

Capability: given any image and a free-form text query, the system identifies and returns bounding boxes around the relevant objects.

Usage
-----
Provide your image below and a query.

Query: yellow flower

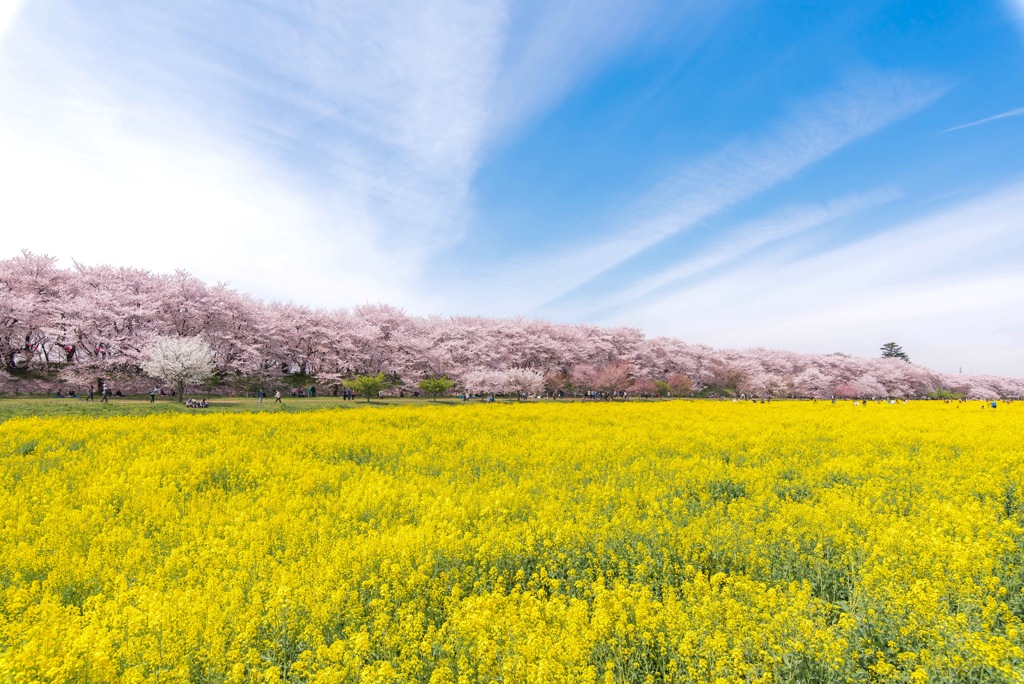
[0,401,1021,682]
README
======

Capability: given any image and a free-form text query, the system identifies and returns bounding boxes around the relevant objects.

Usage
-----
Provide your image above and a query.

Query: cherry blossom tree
[503,367,545,399]
[964,385,999,400]
[704,360,747,397]
[667,372,692,397]
[349,304,422,379]
[631,376,657,398]
[0,251,67,372]
[4,252,1024,400]
[140,335,216,401]
[793,368,831,399]
[570,364,597,396]
[834,382,857,400]
[543,369,571,396]
[592,361,633,397]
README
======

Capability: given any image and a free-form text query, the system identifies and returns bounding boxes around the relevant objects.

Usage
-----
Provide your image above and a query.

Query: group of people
[185,398,209,408]
[54,386,115,402]
[256,389,283,404]
[50,385,197,403]
[254,386,363,402]
[581,391,624,401]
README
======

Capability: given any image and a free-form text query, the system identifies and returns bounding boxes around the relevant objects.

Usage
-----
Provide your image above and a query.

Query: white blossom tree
[141,335,216,402]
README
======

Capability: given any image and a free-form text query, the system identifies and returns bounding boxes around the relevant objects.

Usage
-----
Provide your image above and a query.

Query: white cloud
[942,106,1024,133]
[580,186,903,318]
[608,181,1024,375]
[5,1,1012,379]
[447,71,946,316]
[0,0,24,42]
[0,0,512,308]
[0,104,412,307]
[1,0,722,312]
[487,0,726,142]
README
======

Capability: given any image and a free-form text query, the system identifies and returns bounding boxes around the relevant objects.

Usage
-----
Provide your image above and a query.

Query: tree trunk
[177,380,185,402]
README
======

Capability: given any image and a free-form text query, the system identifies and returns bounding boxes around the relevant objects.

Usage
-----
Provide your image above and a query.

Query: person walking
[274,390,282,404]
[87,388,94,402]
[150,387,157,403]
[258,388,264,404]
[100,385,109,403]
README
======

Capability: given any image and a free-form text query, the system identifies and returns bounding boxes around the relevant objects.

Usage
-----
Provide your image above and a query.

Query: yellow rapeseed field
[1,401,1023,683]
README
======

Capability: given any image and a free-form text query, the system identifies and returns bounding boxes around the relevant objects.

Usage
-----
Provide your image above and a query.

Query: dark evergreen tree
[880,342,910,363]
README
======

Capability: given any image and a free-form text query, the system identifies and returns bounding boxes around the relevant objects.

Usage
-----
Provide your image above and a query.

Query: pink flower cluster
[1,251,1020,399]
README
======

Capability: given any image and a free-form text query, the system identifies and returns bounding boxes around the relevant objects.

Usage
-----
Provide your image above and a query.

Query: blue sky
[1,0,1023,375]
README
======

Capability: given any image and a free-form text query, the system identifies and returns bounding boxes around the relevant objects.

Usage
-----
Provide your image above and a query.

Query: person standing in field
[150,387,157,403]
[87,388,94,401]
[274,390,282,403]
[258,388,264,404]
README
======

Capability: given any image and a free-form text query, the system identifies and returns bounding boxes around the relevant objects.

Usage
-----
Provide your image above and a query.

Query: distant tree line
[1,251,1020,400]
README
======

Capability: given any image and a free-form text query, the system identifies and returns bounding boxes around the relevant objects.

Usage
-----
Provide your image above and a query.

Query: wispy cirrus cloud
[607,180,1024,375]
[449,71,946,316]
[941,106,1024,133]
[0,0,517,306]
[581,186,903,321]
[5,0,509,249]
[487,0,728,142]
[1,0,726,310]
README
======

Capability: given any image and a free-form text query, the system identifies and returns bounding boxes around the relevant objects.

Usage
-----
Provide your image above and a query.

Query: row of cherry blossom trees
[2,251,1021,399]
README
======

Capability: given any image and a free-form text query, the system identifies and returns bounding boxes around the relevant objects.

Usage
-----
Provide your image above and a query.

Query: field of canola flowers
[2,401,1024,683]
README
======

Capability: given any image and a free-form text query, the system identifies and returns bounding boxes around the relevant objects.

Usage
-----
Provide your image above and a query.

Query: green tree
[418,375,454,401]
[654,380,670,397]
[880,342,911,363]
[344,372,389,402]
